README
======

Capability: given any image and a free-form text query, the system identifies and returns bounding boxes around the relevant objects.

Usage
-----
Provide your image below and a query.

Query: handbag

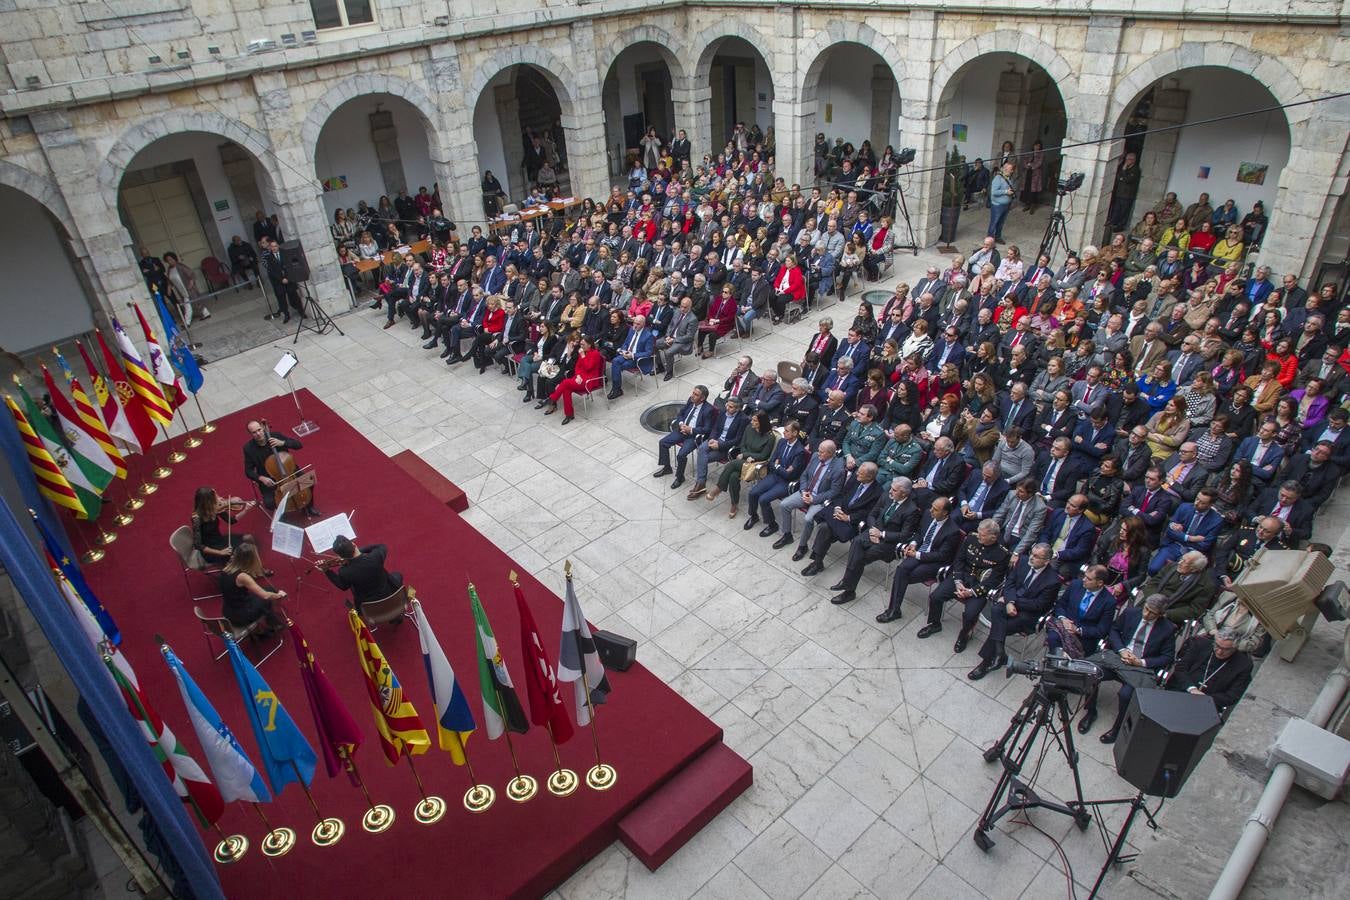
[740,459,769,483]
[539,360,560,379]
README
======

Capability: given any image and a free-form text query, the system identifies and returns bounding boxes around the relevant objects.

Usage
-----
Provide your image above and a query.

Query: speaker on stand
[280,241,345,344]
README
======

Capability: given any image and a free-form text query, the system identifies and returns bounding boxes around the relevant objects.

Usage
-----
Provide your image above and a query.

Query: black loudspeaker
[1113,688,1221,797]
[593,629,636,672]
[280,240,310,283]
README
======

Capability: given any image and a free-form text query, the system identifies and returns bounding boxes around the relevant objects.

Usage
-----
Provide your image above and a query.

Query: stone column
[252,72,344,310]
[1133,88,1189,217]
[991,70,1028,155]
[903,11,943,245]
[869,65,894,150]
[1061,16,1125,253]
[1260,111,1350,279]
[494,83,525,200]
[368,109,406,196]
[562,21,610,202]
[670,71,698,156]
[770,5,804,185]
[219,143,265,230]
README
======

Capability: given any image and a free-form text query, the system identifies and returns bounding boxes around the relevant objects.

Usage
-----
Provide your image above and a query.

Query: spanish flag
[109,315,173,426]
[348,609,430,764]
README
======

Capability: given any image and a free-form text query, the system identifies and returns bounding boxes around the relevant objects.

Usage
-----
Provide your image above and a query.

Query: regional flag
[4,394,88,518]
[558,572,611,727]
[41,365,120,487]
[512,578,573,743]
[52,351,126,478]
[17,381,108,516]
[289,619,366,783]
[109,316,173,426]
[224,638,317,795]
[32,513,121,645]
[133,303,185,410]
[348,609,430,764]
[152,292,204,394]
[104,652,226,827]
[162,644,271,804]
[92,330,156,450]
[408,598,476,764]
[468,583,529,739]
[77,339,141,452]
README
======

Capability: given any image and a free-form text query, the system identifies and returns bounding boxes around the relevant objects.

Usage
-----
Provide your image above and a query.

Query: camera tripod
[292,282,344,344]
[1037,188,1074,267]
[973,678,1091,851]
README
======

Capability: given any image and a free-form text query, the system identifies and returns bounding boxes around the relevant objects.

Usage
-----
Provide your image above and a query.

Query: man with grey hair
[968,542,1060,679]
[1137,549,1214,625]
[769,439,845,556]
[687,397,748,498]
[911,436,963,506]
[801,461,882,576]
[1168,627,1253,714]
[919,518,1011,650]
[829,477,921,604]
[1077,593,1177,741]
[817,354,858,404]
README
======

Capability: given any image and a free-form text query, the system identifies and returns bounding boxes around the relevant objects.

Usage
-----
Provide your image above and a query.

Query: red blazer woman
[481,306,506,336]
[705,294,738,337]
[573,347,605,391]
[774,263,806,303]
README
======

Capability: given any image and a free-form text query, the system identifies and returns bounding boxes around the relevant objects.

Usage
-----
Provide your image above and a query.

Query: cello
[260,418,315,511]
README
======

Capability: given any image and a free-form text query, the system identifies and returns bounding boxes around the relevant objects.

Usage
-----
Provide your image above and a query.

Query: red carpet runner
[79,389,724,899]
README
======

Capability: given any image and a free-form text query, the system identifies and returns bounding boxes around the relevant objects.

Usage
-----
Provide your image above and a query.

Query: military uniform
[876,437,924,487]
[924,535,1012,645]
[842,420,887,466]
[811,404,852,448]
[1215,528,1287,581]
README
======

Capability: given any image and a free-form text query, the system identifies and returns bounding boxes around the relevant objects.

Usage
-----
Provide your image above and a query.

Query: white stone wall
[0,1,1344,323]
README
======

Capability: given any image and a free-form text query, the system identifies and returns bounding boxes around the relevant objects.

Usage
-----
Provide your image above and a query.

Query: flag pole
[178,406,202,449]
[494,685,537,803]
[544,722,579,797]
[71,517,104,565]
[567,562,616,792]
[193,394,216,434]
[340,749,393,834]
[289,761,344,847]
[92,504,118,549]
[405,755,446,824]
[460,749,495,813]
[251,803,295,859]
[161,422,187,463]
[111,477,135,528]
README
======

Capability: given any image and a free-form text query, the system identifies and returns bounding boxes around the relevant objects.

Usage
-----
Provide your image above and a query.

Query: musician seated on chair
[322,537,402,613]
[243,420,320,516]
[191,486,256,564]
[220,542,286,636]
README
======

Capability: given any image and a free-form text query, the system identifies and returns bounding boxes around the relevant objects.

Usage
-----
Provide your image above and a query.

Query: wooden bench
[390,449,468,512]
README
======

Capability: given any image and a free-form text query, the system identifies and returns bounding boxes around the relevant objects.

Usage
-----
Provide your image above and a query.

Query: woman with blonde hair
[220,542,287,634]
[1146,394,1190,459]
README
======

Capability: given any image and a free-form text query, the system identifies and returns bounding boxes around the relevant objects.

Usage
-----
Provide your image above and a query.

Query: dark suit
[323,544,401,609]
[809,476,883,561]
[1243,487,1315,544]
[1038,509,1096,567]
[911,452,965,506]
[834,497,922,594]
[1137,561,1215,624]
[1234,436,1284,484]
[1281,455,1340,510]
[884,515,961,616]
[1148,503,1223,573]
[1083,608,1178,725]
[1119,484,1175,537]
[1047,580,1115,649]
[658,401,715,478]
[748,438,809,523]
[1117,440,1154,486]
[1169,637,1253,710]
[1035,454,1084,509]
[263,249,303,319]
[1069,420,1116,466]
[977,561,1062,663]
[957,470,1009,521]
[1157,454,1207,503]
[997,393,1037,434]
[926,535,1011,633]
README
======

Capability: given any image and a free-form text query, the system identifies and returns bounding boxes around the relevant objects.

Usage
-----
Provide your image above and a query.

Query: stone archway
[601,39,689,177]
[301,73,449,172]
[691,24,777,157]
[99,111,282,199]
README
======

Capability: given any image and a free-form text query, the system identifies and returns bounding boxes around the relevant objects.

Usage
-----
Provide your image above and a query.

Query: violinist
[243,420,320,516]
[190,487,257,563]
[220,542,287,635]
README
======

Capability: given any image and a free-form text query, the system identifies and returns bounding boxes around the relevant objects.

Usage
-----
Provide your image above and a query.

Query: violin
[261,418,315,511]
[216,495,256,516]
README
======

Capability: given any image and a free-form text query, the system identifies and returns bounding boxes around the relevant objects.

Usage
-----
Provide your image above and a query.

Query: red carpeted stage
[78,389,728,899]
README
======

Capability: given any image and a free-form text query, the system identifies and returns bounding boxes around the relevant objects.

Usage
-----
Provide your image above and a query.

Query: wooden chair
[170,525,223,604]
[360,584,414,632]
[194,606,282,664]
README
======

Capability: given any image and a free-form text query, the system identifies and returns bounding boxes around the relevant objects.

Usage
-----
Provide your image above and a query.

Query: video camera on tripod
[1006,650,1102,696]
[1056,171,1085,195]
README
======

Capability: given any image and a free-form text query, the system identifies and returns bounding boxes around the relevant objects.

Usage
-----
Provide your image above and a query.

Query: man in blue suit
[878,497,961,623]
[834,328,872,372]
[654,385,714,490]
[1037,494,1097,569]
[816,356,860,405]
[802,462,883,575]
[1077,595,1177,741]
[745,420,808,532]
[968,543,1061,679]
[1118,466,1175,541]
[687,398,748,498]
[957,461,1010,526]
[1045,565,1115,655]
[1069,408,1116,469]
[997,383,1037,434]
[769,439,846,553]
[606,315,655,399]
[1235,419,1284,485]
[1147,488,1223,574]
[926,325,967,371]
[480,254,508,295]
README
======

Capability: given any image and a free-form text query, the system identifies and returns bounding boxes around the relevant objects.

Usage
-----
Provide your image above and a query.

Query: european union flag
[31,513,120,645]
[225,637,316,796]
[152,291,204,394]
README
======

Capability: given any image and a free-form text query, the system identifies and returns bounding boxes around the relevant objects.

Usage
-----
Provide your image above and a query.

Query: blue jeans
[988,202,1011,240]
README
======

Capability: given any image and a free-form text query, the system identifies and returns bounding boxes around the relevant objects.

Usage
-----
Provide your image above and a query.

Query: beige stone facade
[0,1,1346,319]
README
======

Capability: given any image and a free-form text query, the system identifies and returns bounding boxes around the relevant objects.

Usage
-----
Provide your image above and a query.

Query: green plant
[942,146,966,208]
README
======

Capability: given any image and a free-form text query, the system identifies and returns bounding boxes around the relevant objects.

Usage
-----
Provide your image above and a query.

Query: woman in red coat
[470,295,506,372]
[546,335,604,424]
[770,254,806,323]
[696,284,739,358]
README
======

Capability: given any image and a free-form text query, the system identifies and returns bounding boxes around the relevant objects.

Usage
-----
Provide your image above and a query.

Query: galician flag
[225,637,317,796]
[557,571,612,726]
[161,644,271,804]
[348,608,430,764]
[290,618,365,783]
[13,384,104,520]
[468,583,528,739]
[408,598,476,765]
[512,577,573,743]
[91,330,156,450]
[134,303,185,411]
[41,365,120,487]
[4,394,89,519]
[109,316,173,426]
[52,350,126,479]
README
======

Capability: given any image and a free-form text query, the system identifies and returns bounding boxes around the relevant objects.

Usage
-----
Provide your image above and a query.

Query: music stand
[272,351,319,436]
[292,282,343,344]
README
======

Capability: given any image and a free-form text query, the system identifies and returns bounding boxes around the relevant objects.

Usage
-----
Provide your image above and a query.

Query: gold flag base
[79,548,105,564]
[311,818,344,847]
[112,512,134,528]
[96,529,117,547]
[547,768,579,797]
[183,435,203,449]
[261,827,296,857]
[586,764,617,791]
[151,466,172,480]
[414,796,446,824]
[361,804,395,833]
[506,774,538,802]
[213,833,248,864]
[463,783,495,813]
[200,422,217,434]
[166,450,187,463]
[123,495,146,510]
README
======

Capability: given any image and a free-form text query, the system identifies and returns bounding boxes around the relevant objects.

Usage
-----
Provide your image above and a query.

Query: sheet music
[305,513,356,555]
[272,522,306,558]
[270,491,289,532]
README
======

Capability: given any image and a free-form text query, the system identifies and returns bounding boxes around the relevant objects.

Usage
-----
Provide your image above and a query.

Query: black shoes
[830,592,856,605]
[670,478,686,490]
[662,371,673,382]
[1077,710,1097,734]
[916,623,943,639]
[967,660,995,681]
[800,561,823,576]
[561,415,574,425]
[653,466,673,478]
[876,609,902,623]
[422,339,438,350]
[758,523,778,538]
[791,546,808,562]
[772,534,794,550]
[743,516,760,531]
[1100,728,1119,744]
[953,630,971,653]
[607,389,623,400]
[829,581,848,592]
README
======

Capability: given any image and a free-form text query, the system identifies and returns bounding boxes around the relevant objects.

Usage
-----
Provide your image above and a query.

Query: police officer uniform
[922,534,1011,649]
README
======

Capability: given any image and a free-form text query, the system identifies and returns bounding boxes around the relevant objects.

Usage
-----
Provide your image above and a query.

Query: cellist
[242,419,321,517]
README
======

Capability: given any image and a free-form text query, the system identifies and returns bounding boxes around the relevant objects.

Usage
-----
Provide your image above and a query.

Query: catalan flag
[290,618,365,783]
[469,583,528,739]
[408,598,476,765]
[134,303,185,411]
[348,608,430,764]
[109,315,173,426]
[90,332,156,452]
[42,365,121,485]
[52,351,126,478]
[5,390,99,519]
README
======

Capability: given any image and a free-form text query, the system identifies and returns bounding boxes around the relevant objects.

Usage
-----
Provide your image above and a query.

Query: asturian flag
[52,350,126,478]
[225,638,317,796]
[109,315,173,426]
[468,583,528,740]
[161,644,271,804]
[408,599,476,765]
[557,571,612,726]
[133,303,185,411]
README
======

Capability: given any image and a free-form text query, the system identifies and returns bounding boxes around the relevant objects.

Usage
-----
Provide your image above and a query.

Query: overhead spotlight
[280,33,298,47]
[896,147,917,166]
[1057,171,1085,194]
[176,50,190,60]
[147,54,162,65]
